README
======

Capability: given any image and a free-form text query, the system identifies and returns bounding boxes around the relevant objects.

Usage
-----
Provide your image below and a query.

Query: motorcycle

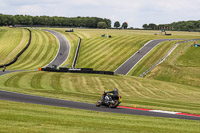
[96,91,122,108]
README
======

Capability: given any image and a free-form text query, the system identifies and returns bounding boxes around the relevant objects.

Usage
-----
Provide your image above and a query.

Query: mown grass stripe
[1,71,200,114]
[83,36,142,70]
[78,36,128,68]
[8,29,39,69]
[123,80,146,98]
[0,28,23,62]
[93,36,136,70]
[30,72,44,90]
[40,72,56,90]
[3,72,29,88]
[7,29,59,70]
[0,28,29,65]
[51,73,62,91]
[25,30,49,68]
[21,30,46,69]
[79,38,114,59]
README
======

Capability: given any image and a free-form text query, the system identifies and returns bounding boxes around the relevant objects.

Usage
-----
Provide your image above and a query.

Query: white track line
[150,110,180,115]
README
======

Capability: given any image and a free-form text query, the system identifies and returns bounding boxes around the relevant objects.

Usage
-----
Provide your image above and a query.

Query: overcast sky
[1,0,200,28]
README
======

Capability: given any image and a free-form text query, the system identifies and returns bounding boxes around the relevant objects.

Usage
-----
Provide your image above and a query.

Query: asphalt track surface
[0,90,199,121]
[115,39,178,75]
[43,29,70,67]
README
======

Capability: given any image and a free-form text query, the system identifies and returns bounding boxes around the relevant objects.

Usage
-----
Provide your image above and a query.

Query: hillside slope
[0,71,200,114]
[7,29,59,70]
[146,41,200,88]
[0,28,29,65]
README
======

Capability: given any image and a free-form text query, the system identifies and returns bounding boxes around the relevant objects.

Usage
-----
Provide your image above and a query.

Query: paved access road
[0,90,199,121]
[115,39,178,75]
[44,29,70,67]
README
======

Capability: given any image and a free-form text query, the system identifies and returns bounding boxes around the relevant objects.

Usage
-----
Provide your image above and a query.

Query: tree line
[143,20,200,31]
[0,13,111,28]
[114,21,128,29]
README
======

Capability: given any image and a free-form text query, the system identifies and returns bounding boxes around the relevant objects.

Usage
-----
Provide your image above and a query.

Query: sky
[0,0,200,28]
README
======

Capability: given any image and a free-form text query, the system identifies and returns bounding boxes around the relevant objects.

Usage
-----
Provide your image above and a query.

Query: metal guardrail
[140,39,200,77]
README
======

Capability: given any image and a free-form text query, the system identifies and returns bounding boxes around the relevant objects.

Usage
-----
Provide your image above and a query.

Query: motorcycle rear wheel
[109,100,119,108]
[96,100,101,107]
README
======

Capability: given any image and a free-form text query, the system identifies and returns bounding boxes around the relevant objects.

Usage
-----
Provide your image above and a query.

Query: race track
[115,39,178,75]
[0,90,199,121]
[43,29,70,67]
[0,31,199,121]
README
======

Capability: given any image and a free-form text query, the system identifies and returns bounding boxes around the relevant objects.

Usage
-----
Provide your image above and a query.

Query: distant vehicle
[65,28,74,32]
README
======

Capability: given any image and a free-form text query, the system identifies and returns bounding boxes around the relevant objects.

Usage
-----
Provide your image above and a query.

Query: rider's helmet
[114,88,118,92]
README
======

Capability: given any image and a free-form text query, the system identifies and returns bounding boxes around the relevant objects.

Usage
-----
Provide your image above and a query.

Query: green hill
[0,27,29,65]
[7,28,59,70]
[0,28,200,132]
[52,29,200,72]
[0,71,200,114]
[146,41,200,88]
[1,100,199,133]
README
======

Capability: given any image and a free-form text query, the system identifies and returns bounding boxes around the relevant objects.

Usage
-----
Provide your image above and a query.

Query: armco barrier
[0,28,32,68]
[41,67,114,75]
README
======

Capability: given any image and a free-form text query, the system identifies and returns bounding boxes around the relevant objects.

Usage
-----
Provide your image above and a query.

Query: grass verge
[0,71,200,114]
[7,29,59,70]
[146,41,200,88]
[128,40,182,76]
[0,100,200,133]
[0,27,29,65]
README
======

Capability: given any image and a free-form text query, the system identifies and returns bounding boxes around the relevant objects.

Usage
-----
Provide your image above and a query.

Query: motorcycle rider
[103,88,119,103]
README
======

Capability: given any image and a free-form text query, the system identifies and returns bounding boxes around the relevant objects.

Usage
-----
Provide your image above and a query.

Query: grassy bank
[46,29,200,72]
[1,28,200,132]
[128,40,182,76]
[0,27,29,65]
[0,71,200,114]
[0,100,200,133]
[7,29,59,70]
[146,41,200,88]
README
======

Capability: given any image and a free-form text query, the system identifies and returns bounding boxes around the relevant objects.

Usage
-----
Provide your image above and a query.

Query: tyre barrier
[0,28,32,68]
[41,67,114,75]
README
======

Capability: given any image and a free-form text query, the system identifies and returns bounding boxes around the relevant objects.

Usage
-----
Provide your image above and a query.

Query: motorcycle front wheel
[96,100,101,107]
[109,100,119,108]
